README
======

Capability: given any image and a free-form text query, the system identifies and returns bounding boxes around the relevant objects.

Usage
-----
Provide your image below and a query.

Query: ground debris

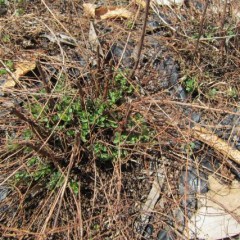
[185,175,240,239]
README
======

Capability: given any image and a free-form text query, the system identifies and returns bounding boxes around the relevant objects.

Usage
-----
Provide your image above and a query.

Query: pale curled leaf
[185,176,240,239]
[153,0,184,6]
[83,3,132,19]
[83,3,96,18]
[0,79,15,88]
[100,8,132,20]
[134,168,165,234]
[14,62,36,80]
[1,61,36,89]
[133,0,184,7]
[133,0,146,8]
[193,126,240,165]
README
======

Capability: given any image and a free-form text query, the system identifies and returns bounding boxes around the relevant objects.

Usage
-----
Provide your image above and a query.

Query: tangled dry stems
[0,0,239,239]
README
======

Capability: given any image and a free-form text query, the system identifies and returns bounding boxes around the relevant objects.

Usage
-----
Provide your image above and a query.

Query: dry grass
[0,0,239,239]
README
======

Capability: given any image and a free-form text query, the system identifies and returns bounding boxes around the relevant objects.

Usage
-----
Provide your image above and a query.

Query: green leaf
[15,171,29,182]
[48,171,64,190]
[27,157,38,167]
[0,69,7,75]
[113,132,121,144]
[2,34,10,43]
[70,181,79,195]
[33,165,51,181]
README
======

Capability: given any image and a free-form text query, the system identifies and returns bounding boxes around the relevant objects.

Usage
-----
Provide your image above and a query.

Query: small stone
[157,229,174,240]
[0,6,7,17]
[0,187,9,201]
[144,224,154,237]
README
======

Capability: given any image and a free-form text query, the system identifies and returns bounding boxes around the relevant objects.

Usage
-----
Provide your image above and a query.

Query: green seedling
[70,180,79,195]
[15,8,25,16]
[126,20,134,29]
[33,164,52,181]
[27,156,38,167]
[208,88,218,99]
[15,171,30,182]
[48,171,64,190]
[184,77,198,93]
[2,34,10,43]
[0,69,7,75]
[227,87,237,99]
[0,60,14,75]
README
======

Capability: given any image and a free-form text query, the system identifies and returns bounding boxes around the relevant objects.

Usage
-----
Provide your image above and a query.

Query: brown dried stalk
[18,140,62,163]
[193,0,210,56]
[129,0,151,79]
[11,106,49,141]
[193,126,240,165]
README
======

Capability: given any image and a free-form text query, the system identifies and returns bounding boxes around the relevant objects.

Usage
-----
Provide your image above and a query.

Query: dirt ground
[0,0,240,239]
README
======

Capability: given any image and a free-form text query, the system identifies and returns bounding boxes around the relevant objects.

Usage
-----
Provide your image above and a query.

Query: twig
[53,132,80,227]
[36,61,51,94]
[220,0,228,58]
[193,0,210,56]
[193,126,240,165]
[11,106,48,140]
[76,81,85,109]
[129,0,151,79]
[18,140,62,163]
[36,61,55,108]
[103,60,113,100]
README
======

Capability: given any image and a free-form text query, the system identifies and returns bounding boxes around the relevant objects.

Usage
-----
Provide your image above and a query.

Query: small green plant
[183,142,196,156]
[125,20,134,29]
[13,67,155,198]
[48,171,64,190]
[207,88,218,99]
[0,60,14,75]
[15,171,30,182]
[14,157,65,189]
[5,59,14,70]
[227,87,237,99]
[226,25,235,36]
[15,8,25,16]
[69,180,79,195]
[204,26,219,39]
[2,34,10,43]
[191,33,199,40]
[6,132,19,151]
[184,76,198,93]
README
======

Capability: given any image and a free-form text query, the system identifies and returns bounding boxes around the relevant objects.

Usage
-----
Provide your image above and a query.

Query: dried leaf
[153,0,184,6]
[133,0,146,8]
[89,22,103,56]
[100,8,132,20]
[1,61,36,89]
[95,6,118,17]
[14,61,36,80]
[83,3,96,18]
[134,168,165,234]
[193,126,240,165]
[135,0,184,7]
[1,79,15,88]
[83,3,132,20]
[185,176,240,239]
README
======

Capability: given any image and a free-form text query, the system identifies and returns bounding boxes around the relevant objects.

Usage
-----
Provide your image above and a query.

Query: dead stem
[11,106,49,141]
[193,0,210,57]
[18,140,62,163]
[129,0,151,79]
